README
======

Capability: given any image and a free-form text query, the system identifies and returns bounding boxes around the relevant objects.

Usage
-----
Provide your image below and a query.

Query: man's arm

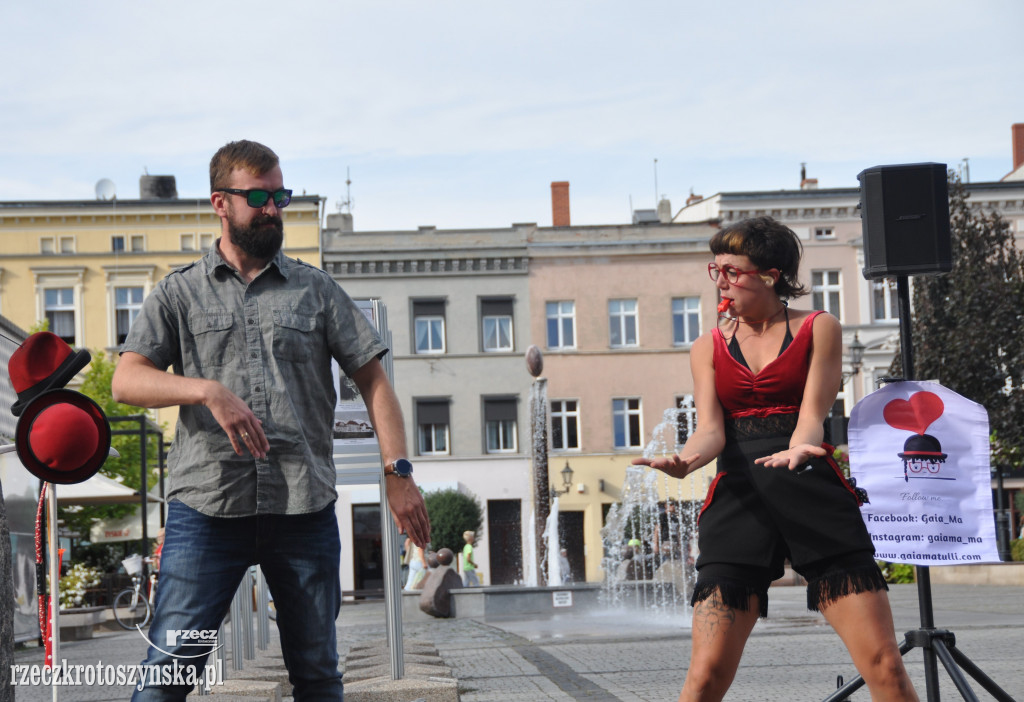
[350,357,431,547]
[111,351,269,458]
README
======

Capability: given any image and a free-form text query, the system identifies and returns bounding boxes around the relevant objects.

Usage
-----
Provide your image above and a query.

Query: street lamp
[841,333,865,383]
[550,461,574,500]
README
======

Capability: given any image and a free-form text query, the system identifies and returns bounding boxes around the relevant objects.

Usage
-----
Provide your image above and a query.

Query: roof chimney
[551,181,570,227]
[1013,123,1024,172]
[139,175,178,199]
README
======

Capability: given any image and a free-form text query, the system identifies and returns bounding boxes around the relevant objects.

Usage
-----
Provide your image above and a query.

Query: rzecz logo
[165,629,218,648]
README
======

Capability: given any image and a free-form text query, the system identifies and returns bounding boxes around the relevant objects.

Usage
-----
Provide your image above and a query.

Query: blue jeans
[132,500,343,701]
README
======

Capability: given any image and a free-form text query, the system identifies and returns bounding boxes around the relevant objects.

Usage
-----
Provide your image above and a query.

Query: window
[180,233,196,251]
[672,297,701,345]
[130,235,146,252]
[484,398,518,453]
[675,395,697,446]
[551,400,580,450]
[546,301,575,350]
[609,299,638,347]
[873,279,898,321]
[481,298,514,352]
[412,299,446,354]
[416,399,450,456]
[814,227,835,240]
[612,398,643,449]
[45,288,76,344]
[112,235,126,252]
[40,237,55,255]
[59,236,75,254]
[114,287,144,344]
[811,270,842,319]
[200,233,214,251]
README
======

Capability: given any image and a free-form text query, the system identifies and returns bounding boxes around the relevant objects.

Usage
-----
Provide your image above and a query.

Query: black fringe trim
[691,578,768,618]
[806,565,889,612]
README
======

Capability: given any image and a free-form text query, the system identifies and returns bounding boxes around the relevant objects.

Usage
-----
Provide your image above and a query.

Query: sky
[2,1,1023,232]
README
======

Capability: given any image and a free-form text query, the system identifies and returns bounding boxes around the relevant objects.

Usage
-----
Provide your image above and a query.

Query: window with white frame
[200,233,215,251]
[40,237,55,255]
[873,278,899,321]
[546,301,575,350]
[551,400,580,450]
[672,297,701,345]
[814,227,835,240]
[811,270,842,319]
[608,299,638,347]
[481,298,514,352]
[130,234,146,252]
[180,233,196,251]
[112,235,126,252]
[412,299,446,354]
[484,398,518,453]
[416,399,450,455]
[612,397,643,449]
[114,287,144,344]
[675,395,697,446]
[44,288,76,344]
[59,236,75,254]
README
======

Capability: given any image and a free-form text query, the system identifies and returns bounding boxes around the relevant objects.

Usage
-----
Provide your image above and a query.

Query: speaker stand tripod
[823,276,1014,702]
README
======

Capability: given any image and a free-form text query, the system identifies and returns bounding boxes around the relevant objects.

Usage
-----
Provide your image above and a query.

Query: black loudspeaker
[858,163,952,279]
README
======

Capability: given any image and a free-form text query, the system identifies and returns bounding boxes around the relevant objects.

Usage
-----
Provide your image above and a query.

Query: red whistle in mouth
[717,299,731,314]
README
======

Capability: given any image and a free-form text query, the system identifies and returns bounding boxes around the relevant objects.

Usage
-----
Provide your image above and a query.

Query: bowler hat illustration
[8,331,91,417]
[897,433,947,461]
[14,389,111,484]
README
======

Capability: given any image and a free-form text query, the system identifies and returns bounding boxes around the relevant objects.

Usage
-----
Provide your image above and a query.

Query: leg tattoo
[693,591,737,643]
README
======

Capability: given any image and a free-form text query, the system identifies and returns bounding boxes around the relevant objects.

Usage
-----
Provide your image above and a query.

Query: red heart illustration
[882,392,944,435]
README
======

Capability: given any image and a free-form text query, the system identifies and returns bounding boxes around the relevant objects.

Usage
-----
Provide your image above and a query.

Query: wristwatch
[384,458,414,478]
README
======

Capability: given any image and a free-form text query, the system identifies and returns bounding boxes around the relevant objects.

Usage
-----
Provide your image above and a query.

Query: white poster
[849,381,1001,566]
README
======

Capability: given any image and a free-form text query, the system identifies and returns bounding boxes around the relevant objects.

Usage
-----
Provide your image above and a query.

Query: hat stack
[7,332,111,484]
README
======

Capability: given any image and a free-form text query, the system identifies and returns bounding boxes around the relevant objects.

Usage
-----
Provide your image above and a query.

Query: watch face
[393,458,414,477]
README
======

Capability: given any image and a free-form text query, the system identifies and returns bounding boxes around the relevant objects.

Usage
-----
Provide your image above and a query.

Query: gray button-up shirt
[121,243,387,517]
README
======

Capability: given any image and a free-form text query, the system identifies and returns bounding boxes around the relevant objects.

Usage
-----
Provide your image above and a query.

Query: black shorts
[692,435,886,616]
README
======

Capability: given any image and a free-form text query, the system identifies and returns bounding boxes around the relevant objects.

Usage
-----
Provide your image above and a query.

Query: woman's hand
[631,453,701,479]
[754,443,826,471]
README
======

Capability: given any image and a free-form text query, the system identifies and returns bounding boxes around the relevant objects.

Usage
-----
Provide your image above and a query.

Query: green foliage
[59,352,166,551]
[1011,539,1024,563]
[877,561,916,584]
[422,488,483,555]
[891,173,1024,455]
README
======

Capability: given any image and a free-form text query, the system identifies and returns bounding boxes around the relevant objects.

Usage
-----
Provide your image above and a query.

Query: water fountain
[600,407,701,619]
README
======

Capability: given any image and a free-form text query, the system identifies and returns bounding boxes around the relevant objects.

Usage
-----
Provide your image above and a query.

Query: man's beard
[228,214,284,259]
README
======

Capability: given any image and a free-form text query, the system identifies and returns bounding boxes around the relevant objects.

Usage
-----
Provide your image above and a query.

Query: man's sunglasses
[216,188,293,209]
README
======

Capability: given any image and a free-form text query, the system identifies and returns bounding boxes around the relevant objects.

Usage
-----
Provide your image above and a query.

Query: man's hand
[202,381,270,459]
[385,475,430,547]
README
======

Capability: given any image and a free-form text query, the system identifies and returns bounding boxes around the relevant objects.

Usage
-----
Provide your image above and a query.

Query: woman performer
[633,216,918,701]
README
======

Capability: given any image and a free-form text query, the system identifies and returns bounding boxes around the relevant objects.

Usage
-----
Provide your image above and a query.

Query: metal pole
[380,474,404,680]
[230,583,244,671]
[47,484,60,702]
[241,569,255,660]
[897,275,941,699]
[255,566,270,650]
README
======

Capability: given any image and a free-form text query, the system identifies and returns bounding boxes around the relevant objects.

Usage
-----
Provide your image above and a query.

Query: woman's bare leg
[679,591,760,702]
[820,589,919,701]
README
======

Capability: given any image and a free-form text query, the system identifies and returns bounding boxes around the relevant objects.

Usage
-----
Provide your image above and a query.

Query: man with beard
[112,140,430,701]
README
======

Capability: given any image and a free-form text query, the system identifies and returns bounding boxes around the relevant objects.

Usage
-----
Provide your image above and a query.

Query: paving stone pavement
[10,582,1024,701]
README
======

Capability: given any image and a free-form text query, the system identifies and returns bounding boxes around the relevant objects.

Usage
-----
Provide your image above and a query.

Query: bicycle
[112,555,157,630]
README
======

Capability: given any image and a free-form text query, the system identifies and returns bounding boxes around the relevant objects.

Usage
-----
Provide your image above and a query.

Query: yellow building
[0,175,323,430]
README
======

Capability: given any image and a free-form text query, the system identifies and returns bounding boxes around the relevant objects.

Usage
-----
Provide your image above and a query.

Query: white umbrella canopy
[88,501,163,543]
[55,472,163,506]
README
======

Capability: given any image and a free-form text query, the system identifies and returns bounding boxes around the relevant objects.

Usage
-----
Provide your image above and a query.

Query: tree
[892,173,1024,460]
[62,352,166,569]
[422,488,483,555]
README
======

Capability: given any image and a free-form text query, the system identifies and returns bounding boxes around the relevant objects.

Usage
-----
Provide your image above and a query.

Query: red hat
[8,332,92,417]
[15,389,111,484]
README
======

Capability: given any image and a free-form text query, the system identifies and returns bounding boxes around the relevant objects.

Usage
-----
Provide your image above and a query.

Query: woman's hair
[209,140,279,192]
[709,216,808,299]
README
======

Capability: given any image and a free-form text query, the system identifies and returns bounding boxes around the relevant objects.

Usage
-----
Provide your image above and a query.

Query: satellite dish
[95,178,116,201]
